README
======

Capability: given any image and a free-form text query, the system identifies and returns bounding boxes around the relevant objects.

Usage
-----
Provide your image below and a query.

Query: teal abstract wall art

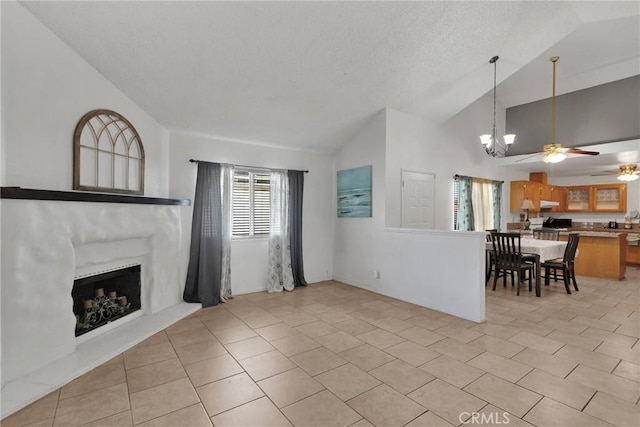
[337,165,372,218]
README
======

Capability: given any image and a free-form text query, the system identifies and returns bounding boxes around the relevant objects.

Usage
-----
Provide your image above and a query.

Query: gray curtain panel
[288,170,307,286]
[183,161,223,307]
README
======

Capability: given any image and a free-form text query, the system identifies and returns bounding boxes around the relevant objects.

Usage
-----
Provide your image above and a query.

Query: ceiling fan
[591,164,640,182]
[518,56,600,163]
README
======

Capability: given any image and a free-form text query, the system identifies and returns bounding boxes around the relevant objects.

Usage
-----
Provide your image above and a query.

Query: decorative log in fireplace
[73,265,142,337]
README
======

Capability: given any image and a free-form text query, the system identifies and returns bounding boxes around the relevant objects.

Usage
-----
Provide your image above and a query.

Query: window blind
[232,170,270,236]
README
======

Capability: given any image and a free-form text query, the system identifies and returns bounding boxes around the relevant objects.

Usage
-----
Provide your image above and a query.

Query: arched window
[73,109,145,194]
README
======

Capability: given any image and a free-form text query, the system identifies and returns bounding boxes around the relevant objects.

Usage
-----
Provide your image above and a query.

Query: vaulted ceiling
[19,1,640,154]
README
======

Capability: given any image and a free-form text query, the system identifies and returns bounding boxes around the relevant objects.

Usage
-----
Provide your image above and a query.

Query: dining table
[486,237,568,297]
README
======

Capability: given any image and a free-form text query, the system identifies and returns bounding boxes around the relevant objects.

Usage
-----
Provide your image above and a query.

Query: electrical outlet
[374,270,380,279]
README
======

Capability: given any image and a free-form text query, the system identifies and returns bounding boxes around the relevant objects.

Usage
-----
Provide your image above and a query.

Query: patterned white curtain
[220,163,234,301]
[457,176,474,231]
[472,180,495,231]
[266,170,295,292]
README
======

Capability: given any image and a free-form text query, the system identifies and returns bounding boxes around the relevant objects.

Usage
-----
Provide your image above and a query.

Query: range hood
[540,200,560,208]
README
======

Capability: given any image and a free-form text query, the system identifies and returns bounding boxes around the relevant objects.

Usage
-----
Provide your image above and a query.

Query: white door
[401,170,435,228]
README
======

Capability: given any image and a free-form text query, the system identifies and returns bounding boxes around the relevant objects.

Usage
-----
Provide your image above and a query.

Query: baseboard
[332,276,376,291]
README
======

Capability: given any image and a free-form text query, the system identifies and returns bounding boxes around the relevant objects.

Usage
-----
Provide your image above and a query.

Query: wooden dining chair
[533,228,560,241]
[485,229,498,284]
[491,232,534,296]
[541,233,580,294]
[523,228,561,265]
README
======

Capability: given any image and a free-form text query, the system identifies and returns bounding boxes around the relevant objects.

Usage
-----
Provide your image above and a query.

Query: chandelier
[618,164,640,182]
[480,56,515,157]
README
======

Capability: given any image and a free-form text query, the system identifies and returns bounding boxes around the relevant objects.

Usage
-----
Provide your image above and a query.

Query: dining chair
[485,229,498,284]
[491,232,534,296]
[541,233,580,294]
[523,228,561,265]
[533,228,560,241]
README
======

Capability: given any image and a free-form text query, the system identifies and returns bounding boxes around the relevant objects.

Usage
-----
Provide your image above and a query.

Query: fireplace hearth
[72,265,141,337]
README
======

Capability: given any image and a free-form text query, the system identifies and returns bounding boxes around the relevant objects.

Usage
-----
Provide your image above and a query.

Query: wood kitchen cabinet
[550,185,565,212]
[627,241,640,265]
[539,184,563,212]
[560,234,626,280]
[510,181,542,212]
[565,186,592,212]
[511,177,626,214]
[564,183,627,213]
[593,183,626,212]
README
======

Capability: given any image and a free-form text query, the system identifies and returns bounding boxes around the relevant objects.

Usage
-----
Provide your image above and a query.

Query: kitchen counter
[508,222,639,233]
[504,227,628,279]
[510,229,624,238]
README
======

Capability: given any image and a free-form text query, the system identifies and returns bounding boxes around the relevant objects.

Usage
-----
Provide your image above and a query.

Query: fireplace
[73,265,142,337]
[1,194,188,386]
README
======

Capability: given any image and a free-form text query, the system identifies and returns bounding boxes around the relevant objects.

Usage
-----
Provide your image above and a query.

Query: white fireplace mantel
[1,196,196,417]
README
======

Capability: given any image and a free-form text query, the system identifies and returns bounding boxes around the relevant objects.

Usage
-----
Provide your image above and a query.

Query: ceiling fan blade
[564,148,600,156]
[514,152,544,162]
[590,172,618,176]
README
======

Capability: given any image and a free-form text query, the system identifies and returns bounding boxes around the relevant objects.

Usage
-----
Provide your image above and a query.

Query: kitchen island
[507,227,629,280]
[558,231,626,280]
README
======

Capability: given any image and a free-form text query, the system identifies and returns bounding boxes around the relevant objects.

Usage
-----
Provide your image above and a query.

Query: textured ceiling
[18,1,640,153]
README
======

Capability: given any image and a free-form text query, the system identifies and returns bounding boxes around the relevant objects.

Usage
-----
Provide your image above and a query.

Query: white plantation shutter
[232,171,250,236]
[253,173,270,235]
[232,170,270,236]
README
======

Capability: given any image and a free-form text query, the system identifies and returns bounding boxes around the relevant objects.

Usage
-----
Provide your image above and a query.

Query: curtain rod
[454,174,504,184]
[189,159,308,173]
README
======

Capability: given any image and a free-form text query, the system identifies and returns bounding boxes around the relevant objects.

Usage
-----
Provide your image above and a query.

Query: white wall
[386,106,524,231]
[333,111,387,289]
[333,109,486,322]
[1,2,169,197]
[0,2,184,400]
[169,131,334,295]
[380,229,485,322]
[442,95,530,229]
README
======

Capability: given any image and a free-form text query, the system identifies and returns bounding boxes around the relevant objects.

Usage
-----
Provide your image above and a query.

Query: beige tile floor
[4,267,640,427]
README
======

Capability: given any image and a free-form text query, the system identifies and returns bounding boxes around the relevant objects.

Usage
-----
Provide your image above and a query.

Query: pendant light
[480,56,516,157]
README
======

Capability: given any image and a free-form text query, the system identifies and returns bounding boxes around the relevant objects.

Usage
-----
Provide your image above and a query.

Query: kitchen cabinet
[566,186,592,212]
[541,184,563,212]
[550,185,565,212]
[511,178,625,214]
[510,181,542,212]
[593,183,626,212]
[627,242,640,265]
[540,184,552,201]
[564,183,627,213]
[560,233,626,280]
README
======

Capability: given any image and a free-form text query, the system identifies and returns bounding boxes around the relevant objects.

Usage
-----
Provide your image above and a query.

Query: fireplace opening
[73,265,141,337]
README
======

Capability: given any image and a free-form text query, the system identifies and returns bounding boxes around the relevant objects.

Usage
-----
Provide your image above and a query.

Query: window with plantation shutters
[232,170,270,237]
